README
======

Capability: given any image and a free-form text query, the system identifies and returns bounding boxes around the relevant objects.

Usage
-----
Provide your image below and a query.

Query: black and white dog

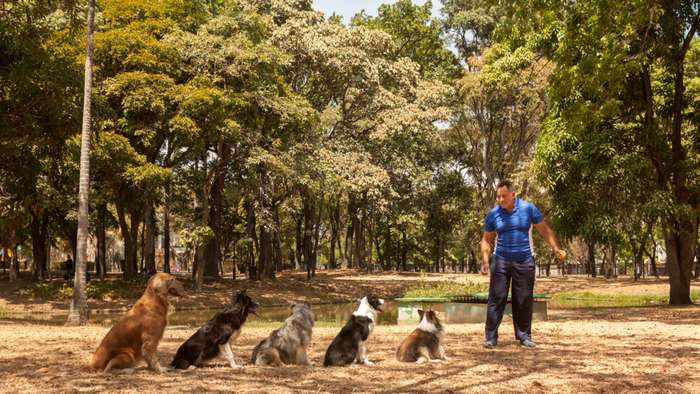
[170,290,258,369]
[323,295,384,366]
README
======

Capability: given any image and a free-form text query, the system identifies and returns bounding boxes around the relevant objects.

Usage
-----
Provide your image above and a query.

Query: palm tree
[67,0,95,325]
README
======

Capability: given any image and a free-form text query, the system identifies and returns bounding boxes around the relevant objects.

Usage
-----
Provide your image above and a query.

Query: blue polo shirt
[484,198,544,261]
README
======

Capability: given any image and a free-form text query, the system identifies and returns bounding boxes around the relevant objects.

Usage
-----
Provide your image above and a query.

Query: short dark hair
[496,180,512,190]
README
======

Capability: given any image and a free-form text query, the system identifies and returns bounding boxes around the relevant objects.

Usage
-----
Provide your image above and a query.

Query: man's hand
[554,248,567,261]
[480,262,489,276]
[480,231,496,276]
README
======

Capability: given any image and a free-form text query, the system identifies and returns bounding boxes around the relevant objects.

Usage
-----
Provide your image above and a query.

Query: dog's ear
[417,309,425,319]
[148,274,168,296]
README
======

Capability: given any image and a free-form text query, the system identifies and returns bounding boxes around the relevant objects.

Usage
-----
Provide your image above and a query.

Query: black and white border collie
[170,290,258,369]
[324,294,384,366]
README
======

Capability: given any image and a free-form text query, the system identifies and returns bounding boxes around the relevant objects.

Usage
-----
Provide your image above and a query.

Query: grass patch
[402,280,488,299]
[551,290,700,308]
[17,277,150,301]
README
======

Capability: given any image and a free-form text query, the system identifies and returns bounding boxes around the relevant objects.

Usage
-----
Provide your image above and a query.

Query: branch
[681,9,700,59]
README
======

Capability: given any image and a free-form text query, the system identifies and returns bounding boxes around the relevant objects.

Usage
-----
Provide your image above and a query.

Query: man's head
[496,180,516,210]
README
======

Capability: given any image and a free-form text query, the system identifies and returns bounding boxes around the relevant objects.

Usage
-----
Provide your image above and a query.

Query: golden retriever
[89,272,185,373]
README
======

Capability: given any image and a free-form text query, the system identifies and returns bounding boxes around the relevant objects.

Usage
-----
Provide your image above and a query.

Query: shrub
[16,276,151,301]
[402,280,487,299]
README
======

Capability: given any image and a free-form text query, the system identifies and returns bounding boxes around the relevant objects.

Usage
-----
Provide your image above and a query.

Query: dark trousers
[485,255,535,343]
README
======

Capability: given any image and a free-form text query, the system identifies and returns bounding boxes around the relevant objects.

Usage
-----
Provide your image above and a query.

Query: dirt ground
[1,271,699,393]
[1,305,699,393]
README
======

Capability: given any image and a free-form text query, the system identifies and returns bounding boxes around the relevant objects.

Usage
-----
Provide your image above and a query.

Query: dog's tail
[250,341,262,364]
[254,347,283,366]
[88,347,108,371]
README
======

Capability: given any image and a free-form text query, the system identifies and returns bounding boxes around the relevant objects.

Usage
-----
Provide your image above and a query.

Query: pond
[1,299,545,327]
[0,301,400,327]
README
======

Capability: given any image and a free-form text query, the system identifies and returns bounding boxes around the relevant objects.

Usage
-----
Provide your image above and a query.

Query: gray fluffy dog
[251,303,315,366]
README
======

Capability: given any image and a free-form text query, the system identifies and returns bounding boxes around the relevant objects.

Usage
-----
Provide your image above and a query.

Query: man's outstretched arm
[533,221,567,260]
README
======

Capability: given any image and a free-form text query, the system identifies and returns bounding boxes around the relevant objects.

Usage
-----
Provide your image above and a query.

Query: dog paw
[363,360,375,366]
[229,364,242,369]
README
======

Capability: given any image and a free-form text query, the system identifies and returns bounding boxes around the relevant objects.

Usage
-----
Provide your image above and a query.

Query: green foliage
[403,279,487,298]
[16,281,74,299]
[351,0,461,80]
[441,0,505,61]
[179,225,215,248]
[552,290,700,308]
[16,276,151,301]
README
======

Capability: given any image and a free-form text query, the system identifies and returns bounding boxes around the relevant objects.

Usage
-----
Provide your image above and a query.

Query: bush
[402,280,487,299]
[17,276,151,301]
[551,290,700,307]
[16,282,73,299]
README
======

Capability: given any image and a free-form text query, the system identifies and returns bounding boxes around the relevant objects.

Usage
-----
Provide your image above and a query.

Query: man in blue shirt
[481,180,566,348]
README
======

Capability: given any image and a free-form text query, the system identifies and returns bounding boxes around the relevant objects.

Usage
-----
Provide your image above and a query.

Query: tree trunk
[312,195,322,276]
[273,204,283,273]
[401,230,408,271]
[47,226,53,280]
[694,219,700,279]
[96,203,106,279]
[302,189,315,280]
[664,215,695,305]
[432,236,439,273]
[195,179,209,292]
[7,231,18,281]
[162,183,171,273]
[345,196,356,269]
[11,242,20,280]
[353,203,364,269]
[116,199,137,278]
[204,172,223,278]
[643,233,659,278]
[329,200,339,269]
[129,210,140,276]
[259,222,275,279]
[67,0,95,325]
[31,211,48,280]
[245,199,258,281]
[295,214,303,270]
[664,23,698,304]
[586,240,596,278]
[383,223,391,271]
[143,201,156,274]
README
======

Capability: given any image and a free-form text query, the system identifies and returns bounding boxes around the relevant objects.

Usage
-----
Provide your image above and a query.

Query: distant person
[480,180,566,349]
[63,255,74,281]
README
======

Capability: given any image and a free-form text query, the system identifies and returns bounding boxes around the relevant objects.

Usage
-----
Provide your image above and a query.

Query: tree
[503,0,699,304]
[441,0,504,62]
[352,0,461,80]
[271,3,454,272]
[67,0,96,325]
